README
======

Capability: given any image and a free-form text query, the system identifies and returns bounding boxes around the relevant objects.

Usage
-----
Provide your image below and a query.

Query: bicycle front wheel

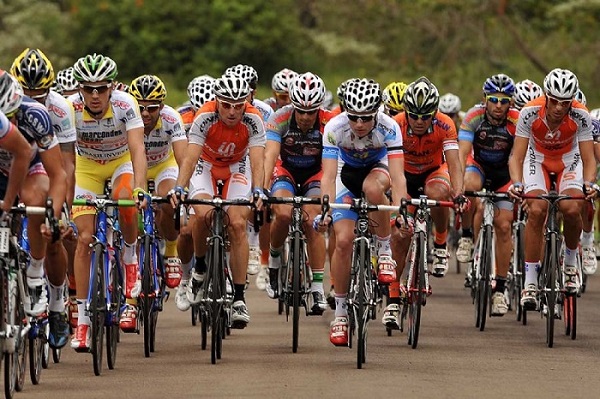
[208,237,225,364]
[107,249,122,369]
[291,232,302,354]
[356,238,370,368]
[142,235,153,358]
[408,232,426,349]
[28,321,44,385]
[91,244,106,376]
[544,234,558,348]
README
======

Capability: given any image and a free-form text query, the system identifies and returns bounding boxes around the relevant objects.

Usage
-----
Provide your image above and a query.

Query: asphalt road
[13,261,600,399]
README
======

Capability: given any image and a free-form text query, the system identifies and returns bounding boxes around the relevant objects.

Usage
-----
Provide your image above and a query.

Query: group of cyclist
[0,46,598,354]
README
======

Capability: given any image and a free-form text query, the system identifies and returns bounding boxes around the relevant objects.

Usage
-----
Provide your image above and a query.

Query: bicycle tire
[106,249,121,370]
[564,294,571,336]
[478,226,493,332]
[41,321,49,370]
[569,294,577,340]
[200,309,207,350]
[191,305,198,326]
[545,234,557,348]
[91,244,106,376]
[514,222,526,324]
[51,348,61,364]
[356,238,370,368]
[15,288,27,393]
[28,322,43,385]
[142,235,153,358]
[409,232,426,350]
[291,232,302,354]
[208,236,224,364]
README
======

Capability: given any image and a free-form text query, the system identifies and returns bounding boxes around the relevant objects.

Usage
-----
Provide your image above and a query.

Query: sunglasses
[5,109,18,119]
[139,104,161,113]
[275,92,290,99]
[486,95,511,105]
[80,83,112,95]
[385,107,401,117]
[546,95,572,107]
[407,111,435,121]
[219,100,245,110]
[347,113,376,123]
[295,107,318,115]
[28,91,49,100]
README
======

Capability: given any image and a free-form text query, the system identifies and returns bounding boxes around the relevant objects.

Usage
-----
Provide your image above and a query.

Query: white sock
[123,240,137,264]
[48,282,65,313]
[28,257,45,278]
[248,223,260,247]
[77,299,90,325]
[564,247,578,266]
[581,231,594,247]
[334,295,348,318]
[181,258,193,280]
[524,262,540,286]
[376,235,391,257]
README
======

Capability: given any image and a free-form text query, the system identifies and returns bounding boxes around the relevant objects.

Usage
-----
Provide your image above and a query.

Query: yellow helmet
[10,48,55,90]
[382,81,407,112]
[129,74,167,101]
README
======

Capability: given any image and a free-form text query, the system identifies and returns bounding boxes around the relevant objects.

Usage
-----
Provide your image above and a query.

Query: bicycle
[72,196,135,375]
[508,203,527,325]
[267,194,321,353]
[136,185,170,358]
[0,199,57,399]
[175,182,259,364]
[398,196,455,348]
[463,190,510,332]
[520,189,584,348]
[320,195,389,369]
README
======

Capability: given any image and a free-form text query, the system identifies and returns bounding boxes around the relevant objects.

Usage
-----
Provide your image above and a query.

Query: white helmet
[271,68,298,93]
[213,74,251,102]
[0,70,24,115]
[574,89,587,106]
[590,108,600,120]
[438,93,461,114]
[289,72,326,110]
[344,78,381,114]
[514,79,543,109]
[224,64,258,88]
[403,77,440,115]
[543,68,578,99]
[187,75,215,109]
[55,67,78,93]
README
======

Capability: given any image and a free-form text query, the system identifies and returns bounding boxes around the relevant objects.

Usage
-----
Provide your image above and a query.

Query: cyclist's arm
[0,124,31,210]
[321,157,337,206]
[263,138,281,188]
[127,126,148,191]
[445,148,463,197]
[579,139,596,185]
[594,142,600,164]
[508,136,529,184]
[39,146,68,217]
[388,155,407,207]
[176,143,202,188]
[248,145,265,192]
[59,142,76,207]
[171,139,187,169]
[457,133,473,174]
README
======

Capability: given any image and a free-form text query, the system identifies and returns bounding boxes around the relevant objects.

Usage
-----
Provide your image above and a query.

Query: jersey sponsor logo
[528,146,536,175]
[162,113,177,124]
[73,102,84,112]
[47,103,67,118]
[112,100,130,110]
[520,109,537,124]
[125,108,136,120]
[544,130,561,140]
[145,140,170,149]
[569,109,589,129]
[147,152,167,162]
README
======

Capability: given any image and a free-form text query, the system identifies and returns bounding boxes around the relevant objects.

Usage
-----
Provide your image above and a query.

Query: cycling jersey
[252,98,273,122]
[591,118,600,143]
[0,97,58,176]
[188,100,266,167]
[45,90,76,144]
[144,104,186,168]
[394,111,458,174]
[0,112,13,140]
[323,112,403,168]
[177,104,196,132]
[69,89,144,162]
[266,104,334,177]
[459,104,519,168]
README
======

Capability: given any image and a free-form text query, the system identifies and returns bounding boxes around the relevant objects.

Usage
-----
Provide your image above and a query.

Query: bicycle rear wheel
[28,320,43,385]
[513,222,526,324]
[91,244,106,376]
[291,232,302,354]
[408,232,426,349]
[142,236,153,358]
[200,308,207,350]
[107,251,122,369]
[356,238,369,368]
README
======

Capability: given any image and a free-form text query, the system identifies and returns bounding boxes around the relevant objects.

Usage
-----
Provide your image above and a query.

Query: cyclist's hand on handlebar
[252,187,268,211]
[168,185,187,208]
[507,182,524,201]
[133,187,150,210]
[452,194,470,214]
[393,214,414,238]
[583,181,600,201]
[313,214,332,233]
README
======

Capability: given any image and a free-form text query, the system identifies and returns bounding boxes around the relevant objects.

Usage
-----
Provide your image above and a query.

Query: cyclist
[457,74,519,316]
[264,68,298,111]
[513,79,543,111]
[316,78,407,346]
[329,78,352,117]
[588,108,600,276]
[383,77,464,329]
[55,67,80,97]
[508,68,595,309]
[170,74,266,329]
[381,81,407,117]
[223,64,273,283]
[439,92,462,129]
[263,72,333,313]
[68,53,147,350]
[179,75,214,132]
[0,70,70,348]
[121,74,187,330]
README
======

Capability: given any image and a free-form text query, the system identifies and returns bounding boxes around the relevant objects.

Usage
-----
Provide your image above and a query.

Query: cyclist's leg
[303,176,327,312]
[491,197,513,316]
[175,213,195,311]
[457,158,484,262]
[580,200,596,275]
[558,165,584,292]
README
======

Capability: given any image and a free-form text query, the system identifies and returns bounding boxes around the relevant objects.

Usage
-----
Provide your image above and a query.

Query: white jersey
[0,112,12,140]
[69,90,144,162]
[44,90,76,144]
[144,104,187,167]
[323,112,404,168]
[252,98,273,122]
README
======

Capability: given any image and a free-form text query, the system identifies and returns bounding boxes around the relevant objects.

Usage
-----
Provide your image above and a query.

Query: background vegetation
[1,0,599,108]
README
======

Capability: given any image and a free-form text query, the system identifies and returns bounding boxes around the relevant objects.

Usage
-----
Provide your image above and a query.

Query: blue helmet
[483,73,515,96]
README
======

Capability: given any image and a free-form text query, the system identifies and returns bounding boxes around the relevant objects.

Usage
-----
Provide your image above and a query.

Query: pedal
[230,320,247,329]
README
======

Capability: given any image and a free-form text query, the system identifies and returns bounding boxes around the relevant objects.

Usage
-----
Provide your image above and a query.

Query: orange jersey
[393,111,458,174]
[516,97,592,158]
[177,104,196,132]
[188,100,265,167]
